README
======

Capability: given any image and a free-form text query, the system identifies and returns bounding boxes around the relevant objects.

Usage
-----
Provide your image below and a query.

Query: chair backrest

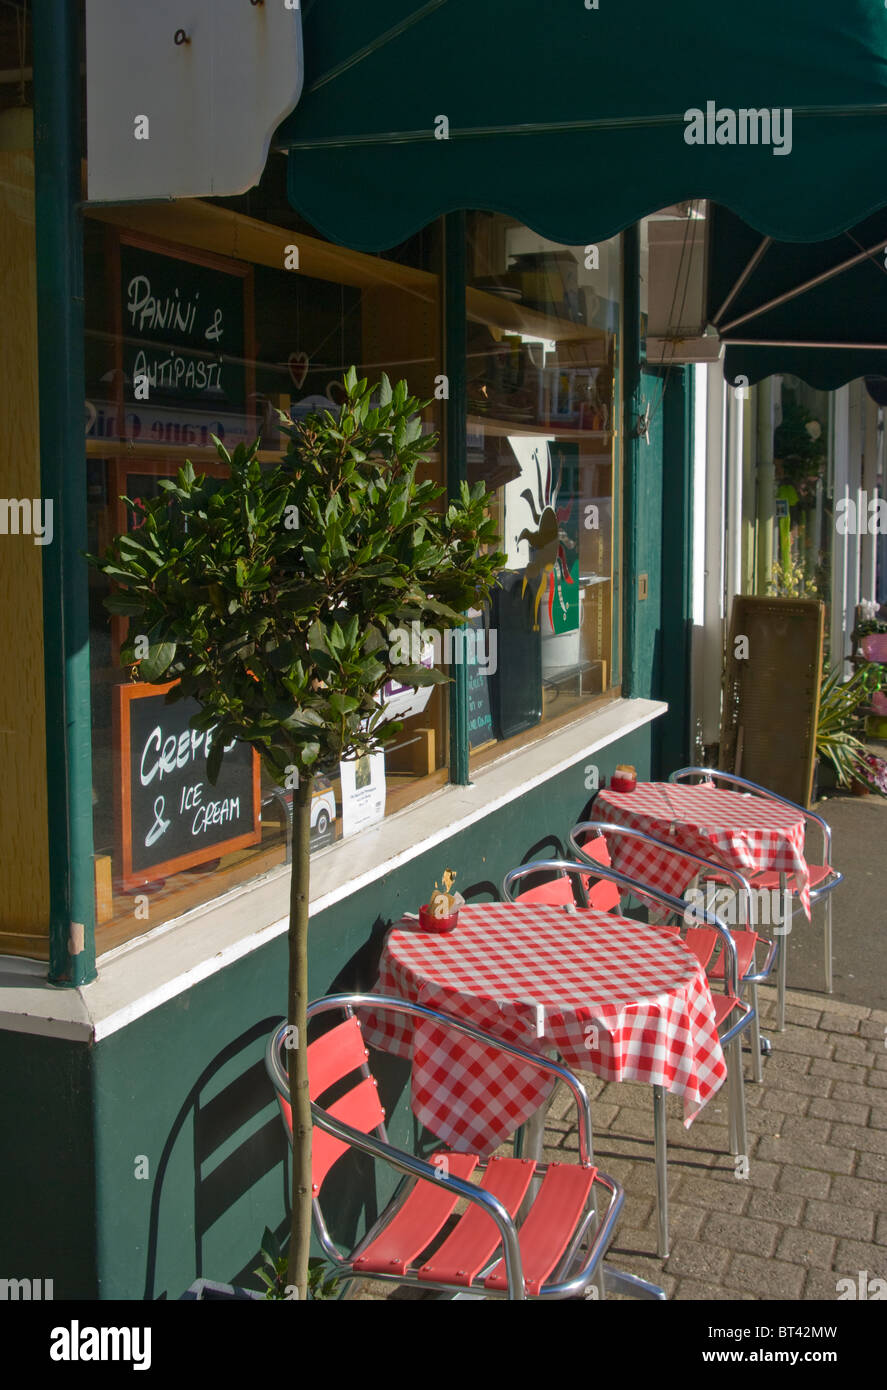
[566,833,621,911]
[266,1013,386,1196]
[502,859,589,907]
[510,871,577,907]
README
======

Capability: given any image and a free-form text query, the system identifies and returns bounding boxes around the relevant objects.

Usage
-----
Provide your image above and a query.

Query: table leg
[653,1084,669,1259]
[521,1099,548,1166]
[728,1035,749,1161]
[777,872,788,1031]
[749,982,763,1084]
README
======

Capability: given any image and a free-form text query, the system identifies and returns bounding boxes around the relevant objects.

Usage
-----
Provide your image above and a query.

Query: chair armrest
[719,996,754,1046]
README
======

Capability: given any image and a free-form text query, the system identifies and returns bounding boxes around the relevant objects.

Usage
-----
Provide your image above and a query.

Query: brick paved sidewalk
[352,982,887,1301]
[563,984,887,1300]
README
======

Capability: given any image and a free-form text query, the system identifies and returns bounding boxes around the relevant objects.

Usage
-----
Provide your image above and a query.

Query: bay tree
[88,369,504,1297]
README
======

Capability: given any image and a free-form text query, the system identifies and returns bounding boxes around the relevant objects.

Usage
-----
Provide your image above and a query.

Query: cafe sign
[114,682,261,890]
[86,0,304,203]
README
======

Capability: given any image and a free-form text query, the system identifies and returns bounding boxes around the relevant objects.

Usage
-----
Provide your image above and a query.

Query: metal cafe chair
[669,767,844,1027]
[501,858,753,1258]
[265,994,665,1301]
[569,821,777,1084]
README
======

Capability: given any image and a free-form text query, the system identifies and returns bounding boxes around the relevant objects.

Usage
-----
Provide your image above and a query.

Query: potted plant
[851,608,887,737]
[815,663,882,791]
[88,370,504,1298]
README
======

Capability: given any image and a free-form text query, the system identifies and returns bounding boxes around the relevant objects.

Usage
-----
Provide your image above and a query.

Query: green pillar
[657,367,694,775]
[33,0,97,984]
[444,211,470,785]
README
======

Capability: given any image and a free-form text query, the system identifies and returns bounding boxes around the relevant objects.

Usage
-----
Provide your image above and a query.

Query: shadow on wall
[142,1017,287,1300]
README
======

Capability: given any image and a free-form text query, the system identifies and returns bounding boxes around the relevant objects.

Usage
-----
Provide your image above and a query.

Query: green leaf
[139,642,177,683]
[329,691,360,716]
[393,665,450,687]
[104,594,147,617]
[206,733,225,785]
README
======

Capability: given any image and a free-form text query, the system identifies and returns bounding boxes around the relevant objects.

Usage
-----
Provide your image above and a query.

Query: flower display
[862,753,887,797]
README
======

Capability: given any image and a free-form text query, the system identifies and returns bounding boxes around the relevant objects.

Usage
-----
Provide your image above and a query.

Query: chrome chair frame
[501,860,754,1258]
[570,821,778,1083]
[266,993,666,1300]
[669,767,844,1026]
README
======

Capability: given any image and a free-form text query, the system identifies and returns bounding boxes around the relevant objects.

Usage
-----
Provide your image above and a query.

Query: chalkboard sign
[466,611,495,750]
[492,571,542,739]
[115,681,261,890]
[119,239,250,446]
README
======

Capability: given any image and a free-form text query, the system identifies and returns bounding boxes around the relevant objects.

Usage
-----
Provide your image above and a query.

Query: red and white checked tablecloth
[361,902,727,1156]
[592,781,812,919]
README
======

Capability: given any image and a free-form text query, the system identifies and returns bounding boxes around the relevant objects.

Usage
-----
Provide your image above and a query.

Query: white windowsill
[0,697,666,1041]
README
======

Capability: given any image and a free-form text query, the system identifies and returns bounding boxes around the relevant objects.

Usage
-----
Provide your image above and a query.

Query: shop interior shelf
[466,285,607,345]
[467,414,611,442]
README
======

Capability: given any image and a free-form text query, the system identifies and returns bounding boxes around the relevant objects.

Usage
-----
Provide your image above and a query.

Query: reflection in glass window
[85,206,444,948]
[465,214,620,752]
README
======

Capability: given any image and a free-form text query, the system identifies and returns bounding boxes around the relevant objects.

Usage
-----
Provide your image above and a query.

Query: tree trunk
[286,774,314,1298]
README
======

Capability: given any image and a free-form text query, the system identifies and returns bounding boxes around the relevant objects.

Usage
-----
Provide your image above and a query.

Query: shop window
[464,214,621,762]
[84,201,445,948]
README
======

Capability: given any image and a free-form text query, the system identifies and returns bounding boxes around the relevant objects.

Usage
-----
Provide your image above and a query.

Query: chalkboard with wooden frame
[465,609,497,752]
[720,595,824,808]
[114,680,261,891]
[99,229,255,663]
[109,228,255,445]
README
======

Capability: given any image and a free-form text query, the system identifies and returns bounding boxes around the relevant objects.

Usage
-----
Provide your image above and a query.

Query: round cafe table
[592,780,812,918]
[361,901,727,1157]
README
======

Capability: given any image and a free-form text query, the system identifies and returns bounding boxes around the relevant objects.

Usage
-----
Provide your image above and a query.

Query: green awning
[276,0,887,253]
[707,204,887,388]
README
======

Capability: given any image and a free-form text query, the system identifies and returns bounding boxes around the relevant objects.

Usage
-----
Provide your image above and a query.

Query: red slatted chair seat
[352,1153,480,1275]
[745,864,835,890]
[708,931,759,979]
[484,1162,596,1295]
[418,1157,537,1287]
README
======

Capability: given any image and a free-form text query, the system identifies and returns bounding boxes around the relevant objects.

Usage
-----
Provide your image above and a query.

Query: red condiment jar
[609,764,637,794]
[418,903,460,934]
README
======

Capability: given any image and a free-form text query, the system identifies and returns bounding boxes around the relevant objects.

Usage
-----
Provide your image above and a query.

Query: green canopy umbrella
[708,203,887,388]
[276,0,887,252]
